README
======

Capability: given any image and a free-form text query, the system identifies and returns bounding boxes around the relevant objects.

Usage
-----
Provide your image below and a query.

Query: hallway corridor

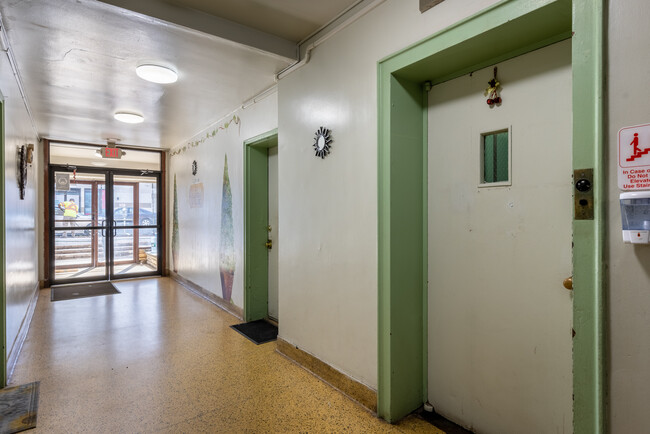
[9,278,437,433]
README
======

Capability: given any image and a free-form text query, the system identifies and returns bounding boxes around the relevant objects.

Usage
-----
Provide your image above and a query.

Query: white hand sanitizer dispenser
[620,191,650,243]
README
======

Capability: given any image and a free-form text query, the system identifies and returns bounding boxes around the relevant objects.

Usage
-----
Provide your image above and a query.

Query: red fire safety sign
[618,123,650,190]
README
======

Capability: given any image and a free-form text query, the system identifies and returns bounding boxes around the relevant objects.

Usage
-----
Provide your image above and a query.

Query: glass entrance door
[110,173,160,278]
[52,169,108,281]
[50,167,161,283]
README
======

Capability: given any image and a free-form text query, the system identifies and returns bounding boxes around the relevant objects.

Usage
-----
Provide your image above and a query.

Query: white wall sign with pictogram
[618,123,650,190]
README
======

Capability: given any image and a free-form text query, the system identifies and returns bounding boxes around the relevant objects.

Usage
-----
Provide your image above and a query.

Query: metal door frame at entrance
[0,96,6,386]
[48,165,163,285]
[376,0,605,432]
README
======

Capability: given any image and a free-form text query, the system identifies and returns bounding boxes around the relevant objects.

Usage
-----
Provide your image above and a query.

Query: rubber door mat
[230,320,278,345]
[51,281,120,301]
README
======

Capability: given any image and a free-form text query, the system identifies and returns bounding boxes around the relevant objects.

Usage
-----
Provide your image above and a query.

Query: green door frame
[377,0,605,433]
[243,129,278,322]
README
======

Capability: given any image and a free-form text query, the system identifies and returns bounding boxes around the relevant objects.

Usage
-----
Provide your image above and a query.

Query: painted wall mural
[172,174,179,273]
[219,154,235,301]
[167,92,278,311]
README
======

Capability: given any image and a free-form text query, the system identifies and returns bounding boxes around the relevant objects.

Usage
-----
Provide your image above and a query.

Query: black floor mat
[51,281,120,302]
[419,408,474,433]
[0,381,40,433]
[230,319,278,345]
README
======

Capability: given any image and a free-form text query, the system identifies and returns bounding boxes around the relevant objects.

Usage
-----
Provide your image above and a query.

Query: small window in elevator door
[479,128,511,187]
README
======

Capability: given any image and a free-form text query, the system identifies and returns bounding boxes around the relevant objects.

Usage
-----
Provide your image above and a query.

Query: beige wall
[1,50,40,371]
[167,92,278,309]
[277,3,650,430]
[277,0,500,390]
[607,1,650,432]
[155,0,648,430]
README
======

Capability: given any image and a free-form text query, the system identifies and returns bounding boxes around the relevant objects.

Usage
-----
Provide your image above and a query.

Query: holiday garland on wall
[170,115,240,157]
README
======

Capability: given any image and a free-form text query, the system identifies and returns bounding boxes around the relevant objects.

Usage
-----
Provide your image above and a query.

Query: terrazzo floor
[9,277,442,433]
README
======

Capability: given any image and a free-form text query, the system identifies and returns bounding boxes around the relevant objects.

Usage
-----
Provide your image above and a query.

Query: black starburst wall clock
[313,126,333,159]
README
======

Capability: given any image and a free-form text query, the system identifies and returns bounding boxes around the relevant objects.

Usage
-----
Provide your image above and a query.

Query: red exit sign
[101,147,123,159]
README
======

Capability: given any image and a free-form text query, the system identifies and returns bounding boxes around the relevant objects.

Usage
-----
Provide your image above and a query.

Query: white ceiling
[0,0,362,149]
[163,0,367,42]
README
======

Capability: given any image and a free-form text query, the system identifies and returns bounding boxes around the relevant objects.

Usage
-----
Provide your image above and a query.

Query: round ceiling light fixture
[114,112,144,124]
[136,64,178,84]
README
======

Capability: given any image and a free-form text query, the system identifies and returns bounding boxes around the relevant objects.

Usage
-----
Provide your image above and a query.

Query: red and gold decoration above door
[485,67,502,107]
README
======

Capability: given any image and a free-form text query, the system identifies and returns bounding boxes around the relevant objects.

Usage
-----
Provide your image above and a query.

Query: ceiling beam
[97,0,298,61]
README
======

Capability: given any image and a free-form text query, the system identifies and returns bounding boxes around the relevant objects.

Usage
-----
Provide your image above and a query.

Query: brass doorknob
[563,276,573,290]
[265,240,273,249]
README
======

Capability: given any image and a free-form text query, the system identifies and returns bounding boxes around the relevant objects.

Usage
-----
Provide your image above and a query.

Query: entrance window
[480,129,510,186]
[50,142,161,171]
